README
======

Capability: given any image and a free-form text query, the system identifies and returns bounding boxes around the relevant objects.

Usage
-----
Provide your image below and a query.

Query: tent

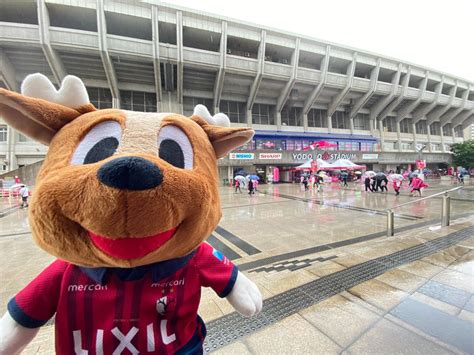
[326,159,366,171]
[295,159,333,170]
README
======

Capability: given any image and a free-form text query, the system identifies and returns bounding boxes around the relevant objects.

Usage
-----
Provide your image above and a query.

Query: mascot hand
[226,271,262,317]
[0,312,39,355]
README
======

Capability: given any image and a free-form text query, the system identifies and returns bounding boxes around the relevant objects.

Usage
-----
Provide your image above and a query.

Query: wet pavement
[0,179,473,354]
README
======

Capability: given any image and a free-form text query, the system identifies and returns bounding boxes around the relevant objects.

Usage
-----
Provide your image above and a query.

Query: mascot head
[0,73,254,268]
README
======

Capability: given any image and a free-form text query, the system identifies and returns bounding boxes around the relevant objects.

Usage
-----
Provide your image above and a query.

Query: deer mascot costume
[0,73,262,354]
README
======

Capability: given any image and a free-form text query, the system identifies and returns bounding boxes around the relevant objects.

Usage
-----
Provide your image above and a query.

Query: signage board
[229,153,254,160]
[292,152,357,161]
[259,153,282,160]
[362,153,379,160]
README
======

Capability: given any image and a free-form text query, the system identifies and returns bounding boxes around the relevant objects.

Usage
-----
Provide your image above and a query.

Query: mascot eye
[71,121,122,165]
[157,125,193,169]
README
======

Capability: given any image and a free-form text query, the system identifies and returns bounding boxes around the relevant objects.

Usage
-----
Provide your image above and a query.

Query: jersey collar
[80,250,196,285]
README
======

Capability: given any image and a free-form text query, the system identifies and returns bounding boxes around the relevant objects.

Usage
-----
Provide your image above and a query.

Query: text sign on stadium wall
[229,153,255,160]
[259,153,282,160]
[292,152,357,161]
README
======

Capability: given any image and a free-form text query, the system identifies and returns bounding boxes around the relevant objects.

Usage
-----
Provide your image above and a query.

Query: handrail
[386,186,463,211]
[386,186,463,237]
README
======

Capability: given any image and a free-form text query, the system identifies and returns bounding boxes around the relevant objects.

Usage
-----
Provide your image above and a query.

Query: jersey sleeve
[7,259,68,328]
[194,243,238,298]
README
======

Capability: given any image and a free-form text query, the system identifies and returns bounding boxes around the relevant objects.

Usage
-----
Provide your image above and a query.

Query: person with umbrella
[340,171,349,188]
[389,174,404,196]
[248,178,254,195]
[364,175,372,192]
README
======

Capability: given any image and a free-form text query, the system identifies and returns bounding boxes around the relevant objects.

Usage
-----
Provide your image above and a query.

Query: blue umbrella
[249,175,260,180]
[234,170,248,177]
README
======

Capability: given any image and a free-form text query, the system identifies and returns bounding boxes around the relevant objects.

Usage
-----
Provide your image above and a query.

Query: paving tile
[397,259,444,278]
[448,250,474,276]
[421,251,458,268]
[212,341,252,355]
[305,259,346,277]
[299,294,379,348]
[245,313,341,354]
[347,318,454,355]
[198,299,224,323]
[464,295,474,313]
[257,270,316,295]
[431,269,474,294]
[391,297,474,354]
[411,292,460,316]
[347,279,409,312]
[417,280,471,309]
[457,309,474,323]
[375,269,427,293]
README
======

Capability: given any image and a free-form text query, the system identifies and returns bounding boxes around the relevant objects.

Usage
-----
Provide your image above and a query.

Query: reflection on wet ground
[0,179,473,354]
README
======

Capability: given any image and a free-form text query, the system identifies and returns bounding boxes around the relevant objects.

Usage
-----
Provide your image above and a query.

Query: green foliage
[450,140,474,168]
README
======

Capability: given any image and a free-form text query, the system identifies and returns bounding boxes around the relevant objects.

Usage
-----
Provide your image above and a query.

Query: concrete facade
[0,0,473,174]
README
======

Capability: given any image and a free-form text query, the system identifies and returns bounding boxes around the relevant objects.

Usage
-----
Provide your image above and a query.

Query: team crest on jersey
[212,248,230,265]
[156,294,176,316]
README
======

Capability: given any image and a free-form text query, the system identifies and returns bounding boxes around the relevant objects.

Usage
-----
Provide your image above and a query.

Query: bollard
[387,210,394,237]
[441,193,451,227]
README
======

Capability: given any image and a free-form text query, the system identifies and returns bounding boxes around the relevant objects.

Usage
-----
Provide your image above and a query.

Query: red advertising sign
[416,160,426,170]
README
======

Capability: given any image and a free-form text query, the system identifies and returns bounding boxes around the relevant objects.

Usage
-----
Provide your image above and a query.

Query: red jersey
[8,243,237,354]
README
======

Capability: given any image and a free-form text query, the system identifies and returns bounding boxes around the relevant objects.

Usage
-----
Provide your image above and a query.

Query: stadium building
[1,0,473,182]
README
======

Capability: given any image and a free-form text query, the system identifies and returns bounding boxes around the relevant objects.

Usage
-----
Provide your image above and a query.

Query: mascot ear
[0,73,95,145]
[191,105,254,158]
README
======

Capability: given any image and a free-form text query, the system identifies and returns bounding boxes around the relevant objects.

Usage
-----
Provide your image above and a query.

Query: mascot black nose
[97,157,163,190]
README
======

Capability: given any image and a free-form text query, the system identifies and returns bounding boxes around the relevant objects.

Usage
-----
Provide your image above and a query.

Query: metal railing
[386,186,463,237]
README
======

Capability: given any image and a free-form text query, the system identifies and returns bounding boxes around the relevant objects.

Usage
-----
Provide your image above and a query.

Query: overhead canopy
[328,159,366,170]
[295,159,364,171]
[295,159,333,170]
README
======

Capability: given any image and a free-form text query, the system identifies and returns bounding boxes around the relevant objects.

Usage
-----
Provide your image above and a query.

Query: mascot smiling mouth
[88,227,178,259]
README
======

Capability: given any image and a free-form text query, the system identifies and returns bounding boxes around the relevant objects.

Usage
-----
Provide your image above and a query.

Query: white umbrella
[388,174,404,181]
[364,171,376,177]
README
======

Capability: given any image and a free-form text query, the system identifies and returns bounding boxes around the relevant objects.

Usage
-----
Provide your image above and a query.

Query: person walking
[19,184,29,208]
[410,176,428,197]
[341,172,348,188]
[371,176,378,192]
[234,179,241,193]
[252,179,258,192]
[315,174,323,192]
[248,179,254,195]
[303,176,309,191]
[380,176,389,192]
[364,176,372,192]
[393,179,402,196]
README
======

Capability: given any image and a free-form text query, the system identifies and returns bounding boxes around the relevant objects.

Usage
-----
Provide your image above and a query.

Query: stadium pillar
[0,50,18,92]
[412,123,418,153]
[214,21,227,114]
[151,6,163,111]
[396,72,428,124]
[176,11,183,114]
[349,59,380,120]
[246,30,266,124]
[37,0,67,86]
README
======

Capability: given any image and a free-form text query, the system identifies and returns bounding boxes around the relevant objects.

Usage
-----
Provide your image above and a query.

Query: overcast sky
[164,0,474,82]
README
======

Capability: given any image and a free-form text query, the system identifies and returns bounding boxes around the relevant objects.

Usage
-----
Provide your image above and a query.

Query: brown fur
[0,88,254,268]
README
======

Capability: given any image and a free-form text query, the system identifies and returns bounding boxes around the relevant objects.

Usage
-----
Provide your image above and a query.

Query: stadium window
[353,114,370,130]
[383,117,396,132]
[429,122,441,136]
[442,124,452,136]
[383,141,397,151]
[454,126,463,137]
[415,121,427,135]
[400,118,413,133]
[183,97,213,116]
[331,111,348,129]
[252,104,275,125]
[281,106,302,127]
[307,109,327,128]
[87,87,113,109]
[431,143,441,151]
[18,133,31,142]
[219,101,246,124]
[400,142,413,151]
[0,126,7,142]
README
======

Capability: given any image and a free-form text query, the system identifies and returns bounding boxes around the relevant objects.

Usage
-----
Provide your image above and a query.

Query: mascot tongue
[89,228,177,260]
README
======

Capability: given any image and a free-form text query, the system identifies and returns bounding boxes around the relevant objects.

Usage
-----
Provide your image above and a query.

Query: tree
[450,140,474,168]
